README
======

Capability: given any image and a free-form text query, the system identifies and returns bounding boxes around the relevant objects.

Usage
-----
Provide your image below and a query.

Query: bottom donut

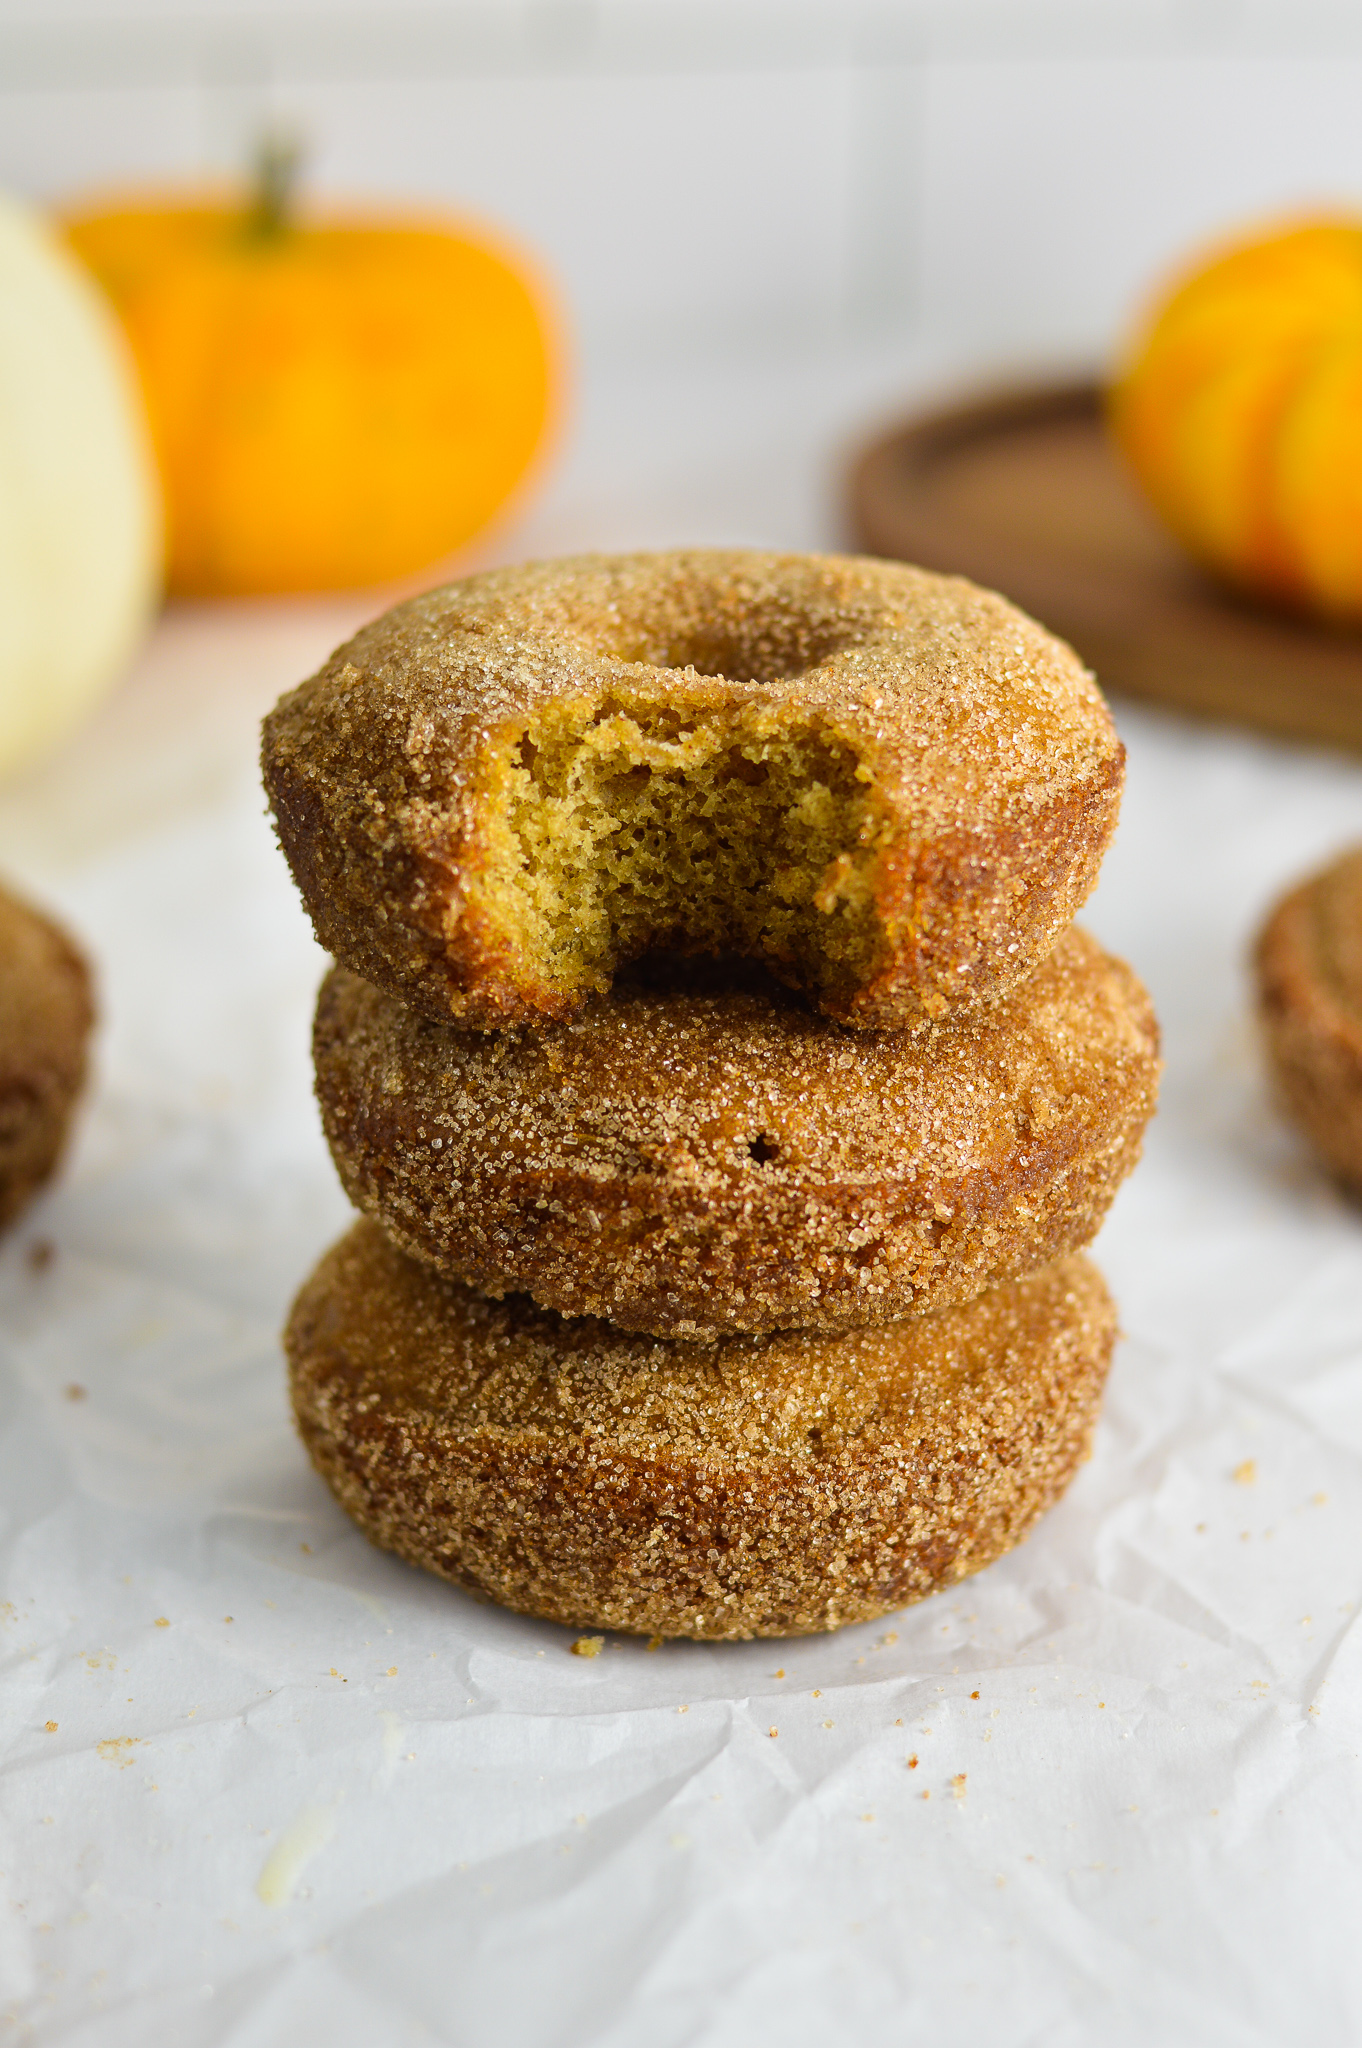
[285,1221,1117,1640]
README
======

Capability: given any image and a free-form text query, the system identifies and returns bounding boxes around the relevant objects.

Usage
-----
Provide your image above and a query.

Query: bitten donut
[286,1220,1117,1639]
[263,550,1124,1032]
[314,928,1159,1339]
[0,881,94,1231]
[1257,843,1362,1190]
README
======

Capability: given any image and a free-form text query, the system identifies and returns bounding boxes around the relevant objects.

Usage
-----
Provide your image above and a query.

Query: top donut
[262,549,1123,1030]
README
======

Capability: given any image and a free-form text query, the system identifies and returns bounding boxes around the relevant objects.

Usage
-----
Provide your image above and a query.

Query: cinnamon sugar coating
[1257,844,1362,1191]
[0,883,93,1231]
[286,1222,1116,1639]
[263,550,1123,1032]
[313,927,1159,1339]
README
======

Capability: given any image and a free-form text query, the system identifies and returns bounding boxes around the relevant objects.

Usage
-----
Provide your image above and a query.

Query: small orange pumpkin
[1110,216,1362,623]
[63,147,559,596]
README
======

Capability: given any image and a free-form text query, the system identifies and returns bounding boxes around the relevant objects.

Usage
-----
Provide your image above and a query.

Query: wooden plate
[847,379,1362,755]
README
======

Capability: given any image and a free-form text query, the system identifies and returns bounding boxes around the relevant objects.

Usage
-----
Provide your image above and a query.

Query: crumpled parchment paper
[3,549,1362,2048]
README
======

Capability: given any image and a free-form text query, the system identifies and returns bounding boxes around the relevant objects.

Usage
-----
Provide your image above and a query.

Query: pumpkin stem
[246,129,302,242]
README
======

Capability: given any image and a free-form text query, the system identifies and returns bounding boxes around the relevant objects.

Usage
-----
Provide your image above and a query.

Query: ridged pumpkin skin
[64,198,557,596]
[1110,218,1362,622]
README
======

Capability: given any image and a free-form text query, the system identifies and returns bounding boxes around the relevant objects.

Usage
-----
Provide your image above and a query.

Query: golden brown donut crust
[263,550,1123,1032]
[1257,844,1362,1191]
[0,882,93,1233]
[286,1222,1117,1639]
[313,927,1159,1339]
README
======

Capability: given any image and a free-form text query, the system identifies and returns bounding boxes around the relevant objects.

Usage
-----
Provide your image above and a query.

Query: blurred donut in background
[1257,843,1362,1192]
[0,880,94,1232]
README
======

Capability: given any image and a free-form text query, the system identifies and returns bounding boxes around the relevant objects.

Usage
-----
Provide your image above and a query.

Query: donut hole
[608,617,854,686]
[487,706,890,1009]
[747,1133,779,1166]
[561,567,863,686]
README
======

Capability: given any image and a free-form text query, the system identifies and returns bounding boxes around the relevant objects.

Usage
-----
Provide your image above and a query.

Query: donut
[0,881,93,1231]
[262,550,1123,1032]
[286,1220,1117,1639]
[312,927,1158,1340]
[1257,843,1362,1190]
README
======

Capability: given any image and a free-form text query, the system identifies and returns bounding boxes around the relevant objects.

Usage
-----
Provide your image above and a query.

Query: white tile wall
[921,52,1362,375]
[3,0,1362,375]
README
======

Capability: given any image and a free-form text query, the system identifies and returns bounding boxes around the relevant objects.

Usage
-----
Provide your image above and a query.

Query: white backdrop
[4,0,1362,375]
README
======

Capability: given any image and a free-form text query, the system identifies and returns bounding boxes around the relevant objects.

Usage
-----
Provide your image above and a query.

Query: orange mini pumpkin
[1110,216,1362,623]
[64,152,559,596]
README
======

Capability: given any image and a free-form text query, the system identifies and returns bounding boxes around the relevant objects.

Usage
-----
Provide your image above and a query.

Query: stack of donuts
[264,550,1159,1640]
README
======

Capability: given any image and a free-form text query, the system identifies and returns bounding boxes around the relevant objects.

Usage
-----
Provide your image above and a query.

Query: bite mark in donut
[262,550,1125,1031]
[484,701,892,1021]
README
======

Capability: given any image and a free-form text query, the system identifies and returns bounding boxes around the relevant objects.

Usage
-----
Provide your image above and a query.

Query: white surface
[3,347,1362,2046]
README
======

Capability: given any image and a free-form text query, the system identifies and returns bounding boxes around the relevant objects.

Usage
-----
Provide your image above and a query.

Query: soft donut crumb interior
[482,702,889,1003]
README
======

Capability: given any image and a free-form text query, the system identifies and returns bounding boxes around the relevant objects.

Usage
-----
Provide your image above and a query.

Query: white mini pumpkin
[0,193,159,779]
